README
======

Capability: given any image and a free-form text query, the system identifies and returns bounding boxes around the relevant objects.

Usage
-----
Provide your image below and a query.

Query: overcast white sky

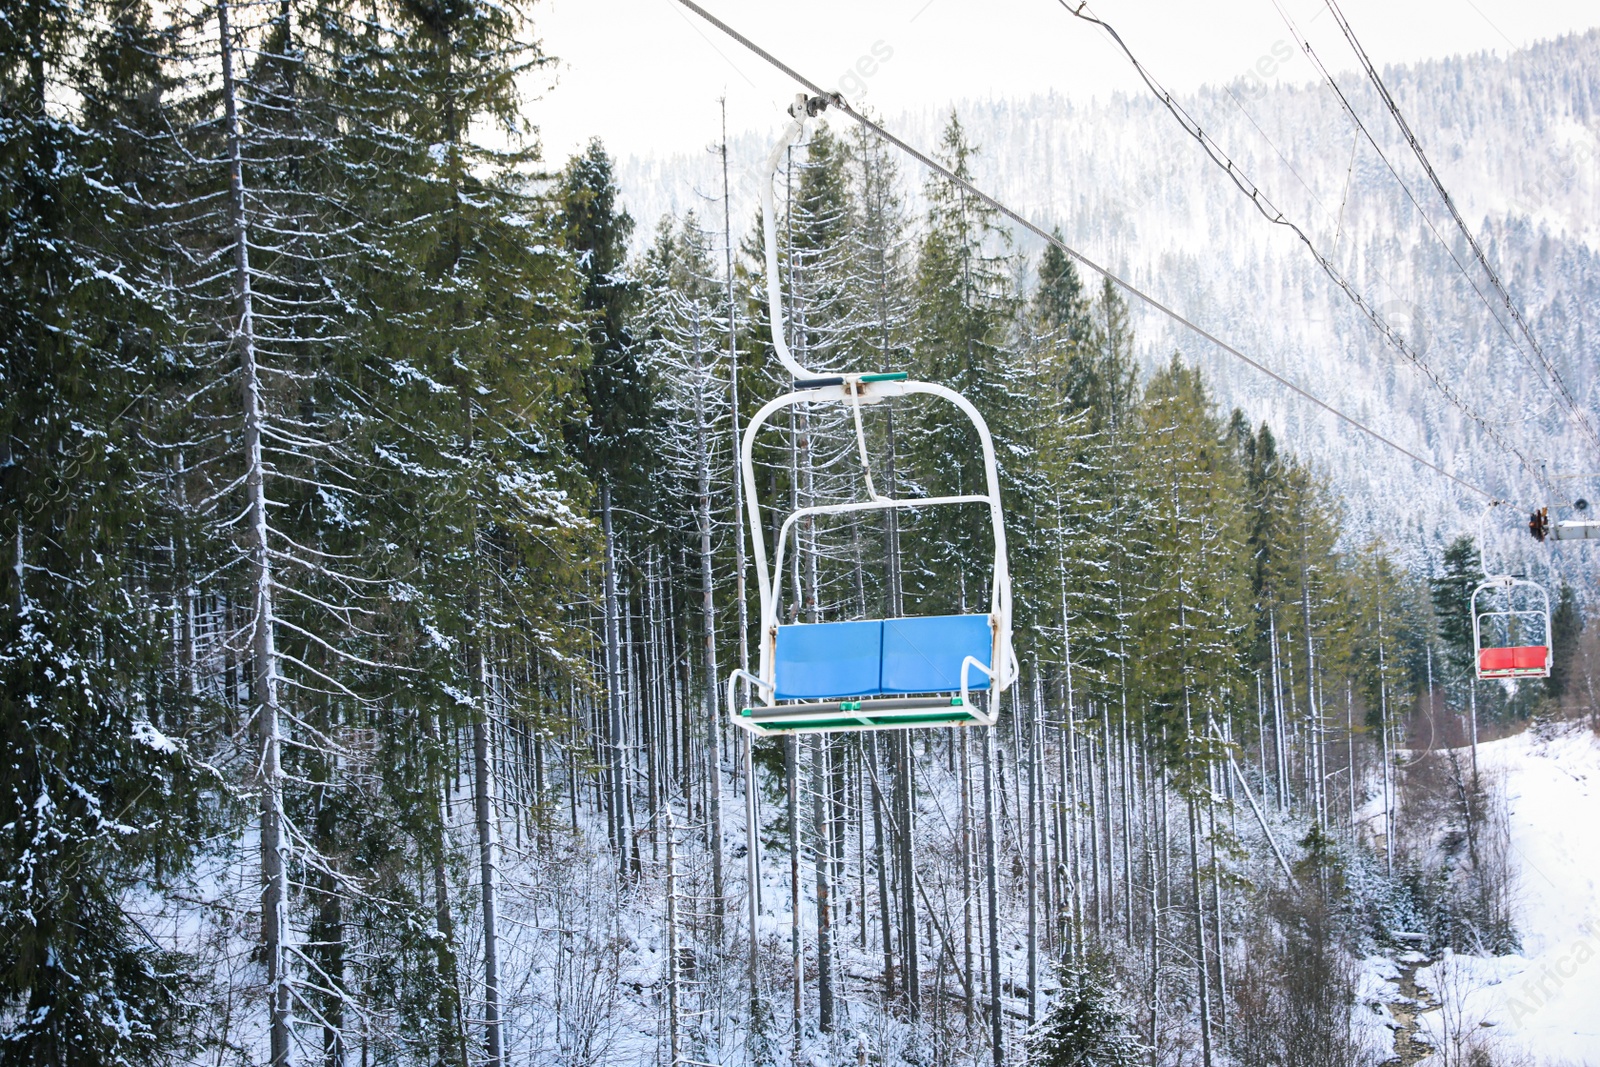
[523,0,1600,163]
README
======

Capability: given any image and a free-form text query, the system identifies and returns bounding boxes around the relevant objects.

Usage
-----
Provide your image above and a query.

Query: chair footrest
[737,696,982,734]
[743,696,966,721]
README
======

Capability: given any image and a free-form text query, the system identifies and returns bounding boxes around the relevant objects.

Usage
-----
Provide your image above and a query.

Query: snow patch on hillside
[1413,724,1600,1063]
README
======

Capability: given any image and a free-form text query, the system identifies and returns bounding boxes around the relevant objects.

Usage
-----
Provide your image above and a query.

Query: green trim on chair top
[859,372,909,382]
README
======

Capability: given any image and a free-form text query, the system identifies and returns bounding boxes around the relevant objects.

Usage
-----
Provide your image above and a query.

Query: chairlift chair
[1470,575,1550,680]
[725,97,1018,737]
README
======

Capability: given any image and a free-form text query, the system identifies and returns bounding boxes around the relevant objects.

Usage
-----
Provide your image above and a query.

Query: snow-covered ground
[1413,723,1600,1064]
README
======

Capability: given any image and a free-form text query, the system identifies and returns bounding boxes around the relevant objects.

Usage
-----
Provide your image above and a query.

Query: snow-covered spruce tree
[1027,260,1136,699]
[0,5,212,1060]
[781,125,884,629]
[336,2,589,1062]
[843,123,913,628]
[163,3,436,1058]
[908,112,1023,617]
[911,114,1038,1062]
[640,210,732,942]
[1126,357,1254,1065]
[1233,415,1349,826]
[1547,581,1584,702]
[1027,957,1142,1067]
[1430,534,1479,677]
[162,1,587,1061]
[558,138,654,887]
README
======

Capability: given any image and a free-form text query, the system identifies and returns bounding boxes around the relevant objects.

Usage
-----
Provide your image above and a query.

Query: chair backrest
[773,614,993,701]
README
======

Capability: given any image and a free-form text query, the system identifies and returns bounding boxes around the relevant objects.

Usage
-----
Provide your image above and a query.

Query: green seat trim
[750,709,978,733]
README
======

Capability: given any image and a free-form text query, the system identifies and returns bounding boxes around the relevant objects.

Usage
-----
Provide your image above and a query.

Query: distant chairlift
[726,97,1018,737]
[1529,501,1600,542]
[1471,575,1550,680]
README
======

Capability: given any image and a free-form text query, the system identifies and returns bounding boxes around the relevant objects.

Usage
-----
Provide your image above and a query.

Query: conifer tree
[909,113,1022,613]
[1029,958,1143,1067]
[1,4,209,1056]
[561,139,651,498]
[641,213,732,937]
[1431,535,1481,675]
[1546,582,1582,701]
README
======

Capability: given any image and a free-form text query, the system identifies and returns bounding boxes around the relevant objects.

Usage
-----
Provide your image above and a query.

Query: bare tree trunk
[982,724,1004,1067]
[1063,619,1083,960]
[789,735,803,1054]
[1347,680,1357,831]
[1303,567,1323,826]
[218,6,290,1058]
[812,736,835,1031]
[720,108,763,1019]
[1087,712,1102,930]
[473,646,502,1066]
[1378,604,1394,876]
[690,317,726,938]
[1100,705,1115,934]
[1120,700,1135,937]
[1208,769,1227,1040]
[1271,611,1288,811]
[423,715,469,1067]
[601,487,626,867]
[1147,821,1160,1067]
[666,806,682,1067]
[1027,683,1039,1025]
[1186,698,1214,1067]
[1033,676,1053,961]
[720,100,749,681]
[869,732,895,1001]
[1256,672,1270,806]
[857,743,868,951]
[744,731,763,1019]
[961,727,975,1028]
[897,733,921,1018]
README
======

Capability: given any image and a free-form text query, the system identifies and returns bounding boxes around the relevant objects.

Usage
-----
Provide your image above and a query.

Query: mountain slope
[614,30,1600,582]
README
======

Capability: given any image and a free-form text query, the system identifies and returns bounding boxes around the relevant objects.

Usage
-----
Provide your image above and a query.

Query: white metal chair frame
[725,98,1018,736]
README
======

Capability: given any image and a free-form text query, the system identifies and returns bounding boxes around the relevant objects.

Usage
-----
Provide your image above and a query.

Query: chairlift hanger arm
[730,105,1016,734]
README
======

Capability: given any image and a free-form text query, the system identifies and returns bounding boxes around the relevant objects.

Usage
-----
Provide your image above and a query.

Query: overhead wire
[1255,0,1590,469]
[1216,67,1542,440]
[1254,0,1541,369]
[1318,0,1599,453]
[1054,0,1543,492]
[665,0,1498,500]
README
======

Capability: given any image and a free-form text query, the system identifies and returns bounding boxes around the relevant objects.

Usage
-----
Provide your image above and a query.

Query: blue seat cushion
[773,620,883,700]
[880,614,993,694]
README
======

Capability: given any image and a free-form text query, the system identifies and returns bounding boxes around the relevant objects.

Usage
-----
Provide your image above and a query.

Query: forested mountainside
[617,30,1600,586]
[1,3,1595,1066]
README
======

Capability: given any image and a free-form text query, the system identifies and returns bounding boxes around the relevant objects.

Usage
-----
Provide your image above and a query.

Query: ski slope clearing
[1416,723,1600,1063]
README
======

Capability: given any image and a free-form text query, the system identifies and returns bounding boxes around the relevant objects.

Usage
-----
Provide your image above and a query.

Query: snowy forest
[2,3,1597,1067]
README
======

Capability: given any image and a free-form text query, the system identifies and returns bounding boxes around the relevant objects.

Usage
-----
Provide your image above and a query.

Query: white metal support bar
[728,111,1018,734]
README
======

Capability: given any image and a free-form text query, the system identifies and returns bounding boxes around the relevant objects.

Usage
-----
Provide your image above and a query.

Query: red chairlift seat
[1476,644,1549,679]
